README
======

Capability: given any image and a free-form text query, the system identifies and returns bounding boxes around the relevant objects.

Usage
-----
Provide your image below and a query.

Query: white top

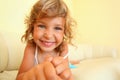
[35,46,39,65]
[34,46,69,65]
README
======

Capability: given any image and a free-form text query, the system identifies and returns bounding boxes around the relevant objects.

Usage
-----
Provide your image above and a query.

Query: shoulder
[23,42,36,63]
[24,42,36,55]
[23,42,36,64]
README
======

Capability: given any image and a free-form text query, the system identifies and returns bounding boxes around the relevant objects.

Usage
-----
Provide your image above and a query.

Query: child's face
[33,17,65,52]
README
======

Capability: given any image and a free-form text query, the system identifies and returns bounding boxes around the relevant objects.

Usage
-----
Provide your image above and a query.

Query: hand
[52,57,74,80]
[22,61,61,80]
[60,42,68,56]
[53,42,74,80]
[18,56,73,80]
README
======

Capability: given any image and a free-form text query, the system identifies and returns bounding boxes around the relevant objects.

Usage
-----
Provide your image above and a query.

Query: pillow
[1,32,25,70]
[0,33,8,72]
[68,44,118,61]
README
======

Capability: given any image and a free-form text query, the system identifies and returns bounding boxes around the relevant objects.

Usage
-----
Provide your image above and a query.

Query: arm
[16,43,36,80]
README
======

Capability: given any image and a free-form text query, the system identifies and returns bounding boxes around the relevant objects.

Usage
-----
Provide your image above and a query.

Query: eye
[54,26,63,30]
[38,25,45,29]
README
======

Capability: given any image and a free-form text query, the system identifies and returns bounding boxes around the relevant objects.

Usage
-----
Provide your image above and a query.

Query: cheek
[56,33,64,42]
[33,30,41,40]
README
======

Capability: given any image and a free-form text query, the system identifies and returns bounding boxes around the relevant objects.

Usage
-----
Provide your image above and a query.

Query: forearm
[16,73,25,80]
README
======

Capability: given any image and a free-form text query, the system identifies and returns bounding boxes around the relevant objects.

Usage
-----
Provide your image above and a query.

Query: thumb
[44,54,53,62]
[44,62,58,80]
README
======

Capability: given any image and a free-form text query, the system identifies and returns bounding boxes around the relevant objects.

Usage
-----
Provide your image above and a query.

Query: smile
[40,40,55,47]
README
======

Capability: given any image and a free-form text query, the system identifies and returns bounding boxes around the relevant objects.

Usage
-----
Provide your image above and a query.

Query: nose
[44,29,53,39]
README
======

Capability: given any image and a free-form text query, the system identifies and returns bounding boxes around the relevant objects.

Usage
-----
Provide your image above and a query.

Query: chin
[40,47,55,52]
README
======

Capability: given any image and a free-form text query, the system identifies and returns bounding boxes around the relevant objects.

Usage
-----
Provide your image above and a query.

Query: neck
[38,48,58,57]
[36,47,59,63]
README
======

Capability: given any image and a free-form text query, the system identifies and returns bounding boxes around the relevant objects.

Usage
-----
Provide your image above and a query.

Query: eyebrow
[36,21,63,26]
[35,20,45,24]
[54,22,64,26]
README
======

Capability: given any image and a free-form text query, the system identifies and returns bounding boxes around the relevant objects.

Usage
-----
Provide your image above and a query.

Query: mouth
[40,40,55,47]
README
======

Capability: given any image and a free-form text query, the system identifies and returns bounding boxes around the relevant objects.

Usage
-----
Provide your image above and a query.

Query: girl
[16,0,75,80]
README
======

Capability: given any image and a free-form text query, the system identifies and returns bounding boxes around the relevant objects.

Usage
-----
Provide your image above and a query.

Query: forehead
[36,17,65,25]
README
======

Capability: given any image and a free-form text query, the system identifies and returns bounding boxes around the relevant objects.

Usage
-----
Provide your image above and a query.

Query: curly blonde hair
[22,0,75,52]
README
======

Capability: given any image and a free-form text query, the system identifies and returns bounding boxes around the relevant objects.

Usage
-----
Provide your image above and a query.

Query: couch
[0,32,120,80]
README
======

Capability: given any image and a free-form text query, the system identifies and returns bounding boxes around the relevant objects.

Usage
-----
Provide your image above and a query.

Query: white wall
[0,0,36,33]
[71,0,120,57]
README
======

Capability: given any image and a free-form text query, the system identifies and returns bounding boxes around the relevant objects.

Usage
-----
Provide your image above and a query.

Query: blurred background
[0,0,120,57]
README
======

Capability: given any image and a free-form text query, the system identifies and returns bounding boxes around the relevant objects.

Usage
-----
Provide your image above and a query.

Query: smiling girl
[16,0,75,80]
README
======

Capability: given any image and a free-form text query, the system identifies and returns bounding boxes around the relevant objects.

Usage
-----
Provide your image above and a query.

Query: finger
[59,68,72,80]
[52,57,64,66]
[55,61,69,75]
[44,61,57,80]
[68,75,74,80]
[57,76,63,80]
[44,54,53,62]
[35,64,46,80]
[22,68,36,80]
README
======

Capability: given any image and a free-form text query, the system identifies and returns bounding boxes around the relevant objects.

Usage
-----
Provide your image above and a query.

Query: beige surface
[0,33,8,72]
[72,58,120,80]
[0,71,18,80]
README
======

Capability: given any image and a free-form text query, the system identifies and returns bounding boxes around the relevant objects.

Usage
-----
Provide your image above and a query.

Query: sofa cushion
[0,70,18,80]
[0,33,8,72]
[71,58,120,80]
[68,44,118,61]
[1,32,25,70]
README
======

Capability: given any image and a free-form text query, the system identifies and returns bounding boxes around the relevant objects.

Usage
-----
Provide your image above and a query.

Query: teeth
[44,42,52,45]
[42,41,54,46]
